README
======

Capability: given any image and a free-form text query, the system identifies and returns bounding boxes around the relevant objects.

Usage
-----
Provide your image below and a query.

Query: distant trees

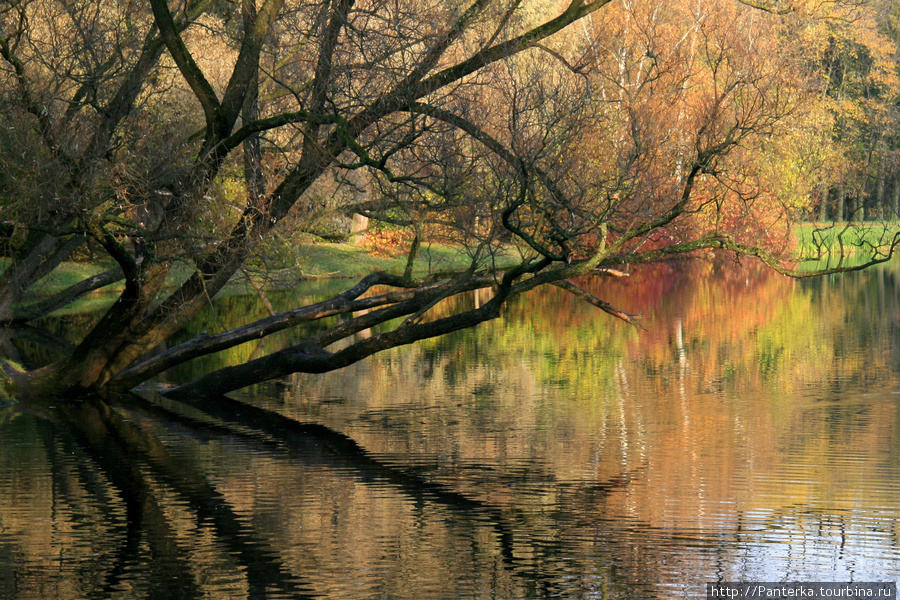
[0,0,896,398]
[790,0,900,221]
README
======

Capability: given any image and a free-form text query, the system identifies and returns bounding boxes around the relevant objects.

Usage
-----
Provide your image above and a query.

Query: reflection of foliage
[268,260,900,576]
[4,263,900,598]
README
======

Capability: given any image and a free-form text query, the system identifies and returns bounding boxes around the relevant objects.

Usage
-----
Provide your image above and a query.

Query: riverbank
[794,221,900,258]
[10,221,899,303]
[7,239,514,303]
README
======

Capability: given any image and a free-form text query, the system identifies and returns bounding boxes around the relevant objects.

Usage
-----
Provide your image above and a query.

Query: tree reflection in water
[3,391,652,598]
[2,262,900,599]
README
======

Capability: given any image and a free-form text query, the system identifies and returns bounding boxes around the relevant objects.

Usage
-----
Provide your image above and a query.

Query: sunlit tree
[0,0,895,398]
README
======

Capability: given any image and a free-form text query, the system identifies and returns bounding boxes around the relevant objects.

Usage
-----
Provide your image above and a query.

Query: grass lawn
[3,240,517,303]
[7,223,897,301]
[794,222,900,259]
[0,258,116,297]
[286,241,513,279]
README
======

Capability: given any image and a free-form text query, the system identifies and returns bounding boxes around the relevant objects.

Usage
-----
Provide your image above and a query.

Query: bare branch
[735,0,794,14]
[219,0,285,127]
[149,0,223,135]
[552,280,646,330]
[112,272,502,389]
[5,267,124,324]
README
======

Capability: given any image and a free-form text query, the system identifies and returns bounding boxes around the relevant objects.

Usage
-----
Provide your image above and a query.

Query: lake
[1,260,899,599]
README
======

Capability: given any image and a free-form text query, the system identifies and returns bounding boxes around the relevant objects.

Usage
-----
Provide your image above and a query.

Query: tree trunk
[242,0,265,207]
[351,214,369,244]
[837,184,845,222]
[892,176,900,220]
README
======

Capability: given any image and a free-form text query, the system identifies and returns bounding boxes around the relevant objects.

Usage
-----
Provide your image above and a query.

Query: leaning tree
[0,0,895,399]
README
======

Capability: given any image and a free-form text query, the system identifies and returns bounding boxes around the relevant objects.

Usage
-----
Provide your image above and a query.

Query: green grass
[794,222,900,260]
[4,240,516,304]
[0,258,115,297]
[286,241,512,279]
[8,223,898,304]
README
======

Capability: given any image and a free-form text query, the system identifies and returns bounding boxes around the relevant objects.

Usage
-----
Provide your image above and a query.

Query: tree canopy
[0,0,897,398]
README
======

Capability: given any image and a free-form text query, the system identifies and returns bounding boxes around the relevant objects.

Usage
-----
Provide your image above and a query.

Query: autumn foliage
[0,0,897,397]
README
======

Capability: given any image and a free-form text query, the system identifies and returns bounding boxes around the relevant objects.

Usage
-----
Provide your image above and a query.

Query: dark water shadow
[129,391,647,596]
[22,396,319,600]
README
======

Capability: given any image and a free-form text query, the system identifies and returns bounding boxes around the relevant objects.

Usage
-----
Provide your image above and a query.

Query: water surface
[1,261,899,598]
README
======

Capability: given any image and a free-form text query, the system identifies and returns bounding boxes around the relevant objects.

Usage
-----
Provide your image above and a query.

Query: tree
[0,0,896,399]
[788,0,900,221]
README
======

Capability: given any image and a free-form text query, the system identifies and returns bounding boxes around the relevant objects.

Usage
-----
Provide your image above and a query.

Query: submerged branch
[163,296,504,399]
[162,261,639,398]
[113,272,499,390]
[712,233,900,278]
[552,280,646,330]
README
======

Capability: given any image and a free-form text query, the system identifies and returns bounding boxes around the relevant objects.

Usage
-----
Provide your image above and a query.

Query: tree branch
[163,293,507,399]
[112,272,501,389]
[413,0,616,101]
[219,0,285,128]
[735,0,793,14]
[552,280,646,330]
[149,0,223,136]
[162,260,643,397]
[5,267,124,324]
